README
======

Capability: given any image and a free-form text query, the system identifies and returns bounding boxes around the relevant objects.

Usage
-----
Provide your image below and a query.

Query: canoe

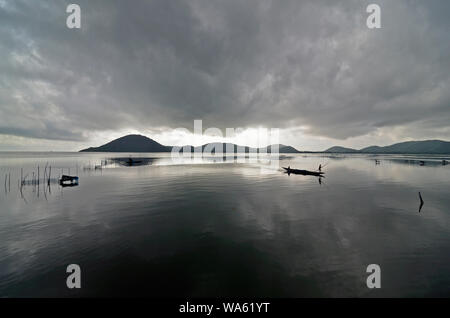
[282,167,324,177]
[125,159,142,165]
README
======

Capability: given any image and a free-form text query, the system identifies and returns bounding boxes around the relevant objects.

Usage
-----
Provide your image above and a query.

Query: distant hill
[80,135,301,153]
[325,140,450,154]
[325,146,357,153]
[258,144,300,153]
[359,146,382,153]
[80,134,171,152]
[361,140,450,154]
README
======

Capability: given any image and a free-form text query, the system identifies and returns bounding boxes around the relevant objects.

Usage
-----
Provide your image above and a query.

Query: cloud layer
[1,0,449,149]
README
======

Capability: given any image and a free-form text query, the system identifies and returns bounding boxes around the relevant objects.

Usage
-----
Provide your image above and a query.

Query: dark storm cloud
[0,0,449,142]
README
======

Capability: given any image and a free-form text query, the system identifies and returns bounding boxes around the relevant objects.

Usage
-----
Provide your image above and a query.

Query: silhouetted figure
[318,164,322,172]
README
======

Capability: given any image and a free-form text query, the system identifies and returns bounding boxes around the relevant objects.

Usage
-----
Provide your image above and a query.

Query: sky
[0,0,449,151]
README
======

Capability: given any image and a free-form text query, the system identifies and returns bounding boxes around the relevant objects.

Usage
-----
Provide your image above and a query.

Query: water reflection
[0,152,450,297]
[110,157,156,167]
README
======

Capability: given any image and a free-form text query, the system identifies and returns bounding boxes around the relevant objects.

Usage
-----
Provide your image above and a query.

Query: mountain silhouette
[79,135,301,153]
[324,146,358,153]
[80,135,171,152]
[81,135,450,154]
[325,140,450,154]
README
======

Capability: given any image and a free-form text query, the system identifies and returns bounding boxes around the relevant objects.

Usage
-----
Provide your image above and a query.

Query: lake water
[0,152,449,297]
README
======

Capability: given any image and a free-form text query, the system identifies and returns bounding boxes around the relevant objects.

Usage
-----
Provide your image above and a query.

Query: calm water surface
[0,152,449,297]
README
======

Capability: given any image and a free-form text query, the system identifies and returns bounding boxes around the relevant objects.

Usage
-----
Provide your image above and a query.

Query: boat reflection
[110,157,155,167]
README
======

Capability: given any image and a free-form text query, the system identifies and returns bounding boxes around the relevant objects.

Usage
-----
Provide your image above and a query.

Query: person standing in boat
[318,164,322,172]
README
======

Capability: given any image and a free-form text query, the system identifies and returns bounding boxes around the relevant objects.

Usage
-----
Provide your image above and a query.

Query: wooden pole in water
[21,168,23,186]
[48,166,51,185]
[419,192,424,212]
[37,166,40,197]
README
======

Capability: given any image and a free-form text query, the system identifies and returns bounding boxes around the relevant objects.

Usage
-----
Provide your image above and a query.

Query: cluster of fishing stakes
[3,163,82,202]
[13,164,55,200]
[18,164,52,188]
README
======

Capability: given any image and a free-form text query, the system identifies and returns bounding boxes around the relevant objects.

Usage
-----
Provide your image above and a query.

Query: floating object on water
[443,160,448,166]
[419,161,425,166]
[59,175,79,186]
[282,167,325,177]
[109,157,154,167]
[124,158,143,166]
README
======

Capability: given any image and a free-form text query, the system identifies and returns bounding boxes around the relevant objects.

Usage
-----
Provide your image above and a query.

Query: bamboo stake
[419,192,424,212]
[44,164,47,183]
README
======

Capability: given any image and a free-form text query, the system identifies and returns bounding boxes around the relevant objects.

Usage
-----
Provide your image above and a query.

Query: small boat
[125,158,143,166]
[282,167,325,177]
[59,175,79,186]
[110,157,153,167]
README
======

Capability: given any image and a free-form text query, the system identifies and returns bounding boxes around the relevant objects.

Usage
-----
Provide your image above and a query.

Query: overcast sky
[1,0,449,151]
